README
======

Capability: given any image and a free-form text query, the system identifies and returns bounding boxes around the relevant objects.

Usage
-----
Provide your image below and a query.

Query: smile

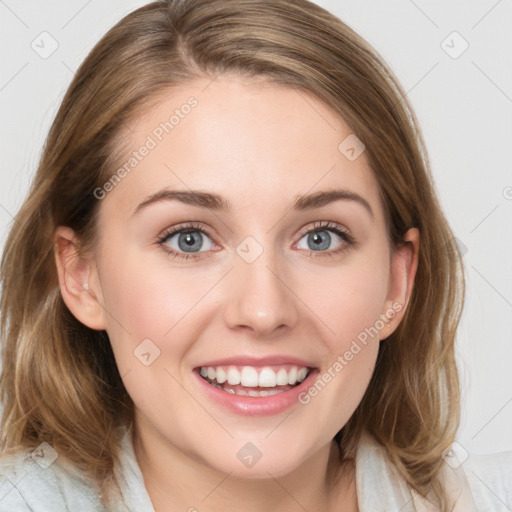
[199,365,310,397]
[194,359,318,416]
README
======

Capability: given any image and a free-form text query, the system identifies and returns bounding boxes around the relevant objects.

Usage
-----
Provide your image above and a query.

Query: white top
[0,427,510,511]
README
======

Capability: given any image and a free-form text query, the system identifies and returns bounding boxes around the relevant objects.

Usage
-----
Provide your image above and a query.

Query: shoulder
[0,448,104,512]
[355,431,512,511]
[428,446,512,512]
[461,450,512,511]
[0,427,154,512]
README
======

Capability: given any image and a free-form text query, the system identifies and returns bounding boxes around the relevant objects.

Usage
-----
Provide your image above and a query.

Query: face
[58,74,417,479]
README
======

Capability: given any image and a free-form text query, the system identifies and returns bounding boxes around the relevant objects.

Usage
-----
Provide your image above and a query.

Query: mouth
[193,360,318,416]
[197,364,311,397]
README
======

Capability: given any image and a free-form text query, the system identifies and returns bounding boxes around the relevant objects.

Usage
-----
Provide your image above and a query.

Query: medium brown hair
[0,0,465,509]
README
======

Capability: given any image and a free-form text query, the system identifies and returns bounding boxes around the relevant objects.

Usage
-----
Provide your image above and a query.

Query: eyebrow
[133,187,374,218]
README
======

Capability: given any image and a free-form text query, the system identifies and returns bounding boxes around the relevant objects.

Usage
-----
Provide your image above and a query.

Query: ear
[379,227,420,341]
[54,226,107,330]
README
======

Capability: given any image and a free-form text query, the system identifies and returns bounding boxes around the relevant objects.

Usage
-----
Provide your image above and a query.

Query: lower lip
[193,369,318,416]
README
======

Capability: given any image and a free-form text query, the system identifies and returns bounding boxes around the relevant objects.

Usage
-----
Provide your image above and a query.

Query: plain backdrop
[1,0,511,455]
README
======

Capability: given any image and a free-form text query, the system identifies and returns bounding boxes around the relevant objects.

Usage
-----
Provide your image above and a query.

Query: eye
[294,221,355,257]
[156,222,215,260]
[156,220,355,262]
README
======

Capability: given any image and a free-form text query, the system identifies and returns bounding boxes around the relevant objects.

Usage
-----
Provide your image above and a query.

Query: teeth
[241,366,259,387]
[297,368,308,383]
[208,380,294,397]
[199,364,311,389]
[216,367,227,384]
[276,368,289,386]
[258,367,276,387]
[227,367,241,385]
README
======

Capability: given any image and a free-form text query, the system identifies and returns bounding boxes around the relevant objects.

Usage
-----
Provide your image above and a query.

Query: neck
[133,423,357,512]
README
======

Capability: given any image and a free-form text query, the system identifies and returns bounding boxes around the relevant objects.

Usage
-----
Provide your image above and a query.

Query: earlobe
[379,228,420,340]
[54,226,107,330]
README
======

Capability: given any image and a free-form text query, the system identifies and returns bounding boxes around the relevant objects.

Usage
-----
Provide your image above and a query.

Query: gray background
[1,0,511,455]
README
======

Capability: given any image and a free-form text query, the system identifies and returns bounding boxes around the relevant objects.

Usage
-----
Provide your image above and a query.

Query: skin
[55,74,419,511]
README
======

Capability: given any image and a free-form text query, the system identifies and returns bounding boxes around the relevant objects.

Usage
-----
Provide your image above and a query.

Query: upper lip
[195,355,316,368]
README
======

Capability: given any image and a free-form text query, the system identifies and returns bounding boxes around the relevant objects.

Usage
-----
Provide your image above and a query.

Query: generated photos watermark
[298,301,403,405]
[93,96,198,200]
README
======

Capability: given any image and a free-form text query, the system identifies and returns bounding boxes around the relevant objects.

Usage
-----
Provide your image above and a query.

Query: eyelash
[155,220,356,261]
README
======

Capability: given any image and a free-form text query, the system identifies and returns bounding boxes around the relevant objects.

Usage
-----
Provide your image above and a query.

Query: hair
[0,0,465,509]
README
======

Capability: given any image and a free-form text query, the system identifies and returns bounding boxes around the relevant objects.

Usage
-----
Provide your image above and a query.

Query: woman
[0,0,510,510]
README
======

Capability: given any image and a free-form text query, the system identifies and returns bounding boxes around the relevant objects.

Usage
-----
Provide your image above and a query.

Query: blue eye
[294,221,354,257]
[156,220,355,261]
[297,229,341,252]
[158,223,214,259]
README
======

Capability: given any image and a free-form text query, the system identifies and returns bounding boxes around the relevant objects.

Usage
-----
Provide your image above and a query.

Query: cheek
[299,250,390,355]
[292,250,388,418]
[95,245,223,377]
[296,262,387,433]
[97,246,205,336]
[95,251,200,420]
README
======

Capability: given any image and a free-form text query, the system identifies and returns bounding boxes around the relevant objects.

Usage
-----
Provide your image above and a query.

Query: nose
[222,247,300,339]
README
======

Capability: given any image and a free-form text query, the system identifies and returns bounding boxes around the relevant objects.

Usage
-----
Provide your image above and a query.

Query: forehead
[102,75,384,222]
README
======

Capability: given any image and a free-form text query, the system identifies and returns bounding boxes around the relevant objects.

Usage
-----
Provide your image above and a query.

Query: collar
[116,425,156,511]
[117,425,478,512]
[355,429,416,511]
[355,429,478,512]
